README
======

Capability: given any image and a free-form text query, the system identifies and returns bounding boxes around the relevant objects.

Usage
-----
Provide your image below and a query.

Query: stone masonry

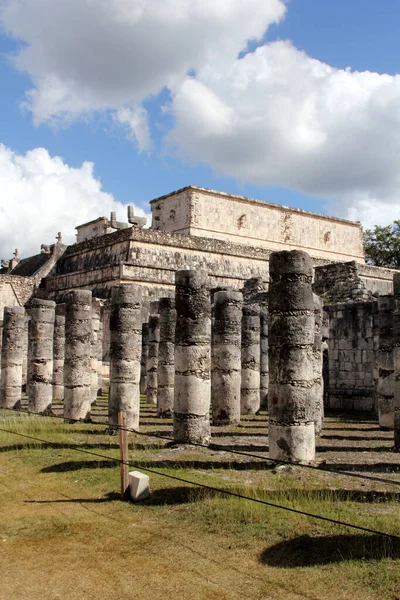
[174,269,211,444]
[211,290,243,425]
[268,250,315,463]
[157,297,176,417]
[28,298,55,414]
[0,306,25,409]
[64,290,92,421]
[109,285,142,431]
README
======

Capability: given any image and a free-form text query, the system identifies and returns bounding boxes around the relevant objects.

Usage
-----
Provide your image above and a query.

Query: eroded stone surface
[28,298,55,413]
[393,274,400,450]
[174,269,211,444]
[146,314,160,405]
[268,250,316,463]
[377,295,395,430]
[109,285,142,430]
[157,297,176,417]
[64,290,92,421]
[211,290,243,425]
[0,306,25,409]
[53,304,65,400]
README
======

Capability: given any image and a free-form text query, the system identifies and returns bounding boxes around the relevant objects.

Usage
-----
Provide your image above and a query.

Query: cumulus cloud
[114,107,151,153]
[0,0,286,124]
[167,41,400,227]
[2,0,400,229]
[0,144,146,258]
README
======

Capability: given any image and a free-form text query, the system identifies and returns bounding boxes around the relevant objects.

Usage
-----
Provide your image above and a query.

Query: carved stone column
[53,304,65,400]
[64,290,92,421]
[241,300,261,415]
[28,298,56,413]
[211,290,242,425]
[313,294,324,435]
[146,315,160,405]
[174,270,211,444]
[109,285,142,430]
[393,274,400,450]
[157,297,176,417]
[268,250,315,462]
[0,306,25,409]
[377,295,395,429]
[140,323,149,395]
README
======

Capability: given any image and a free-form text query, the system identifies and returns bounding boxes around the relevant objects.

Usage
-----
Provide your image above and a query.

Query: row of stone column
[0,291,103,421]
[0,252,324,463]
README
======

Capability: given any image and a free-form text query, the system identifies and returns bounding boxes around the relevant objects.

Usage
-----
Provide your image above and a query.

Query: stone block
[129,471,150,502]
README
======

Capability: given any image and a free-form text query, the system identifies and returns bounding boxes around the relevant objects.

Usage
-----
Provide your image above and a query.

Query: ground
[0,397,399,600]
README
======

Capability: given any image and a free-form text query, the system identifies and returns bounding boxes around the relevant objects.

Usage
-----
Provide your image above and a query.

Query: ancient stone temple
[1,185,400,418]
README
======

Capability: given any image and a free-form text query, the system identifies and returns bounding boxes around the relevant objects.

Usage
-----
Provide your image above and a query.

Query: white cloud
[0,0,286,125]
[2,0,400,229]
[167,41,400,227]
[115,107,151,153]
[0,144,147,258]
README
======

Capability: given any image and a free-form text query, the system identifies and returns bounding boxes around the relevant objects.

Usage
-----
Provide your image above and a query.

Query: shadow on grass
[41,460,118,472]
[259,534,400,567]
[324,462,400,474]
[143,486,218,506]
[316,445,392,453]
[25,491,121,504]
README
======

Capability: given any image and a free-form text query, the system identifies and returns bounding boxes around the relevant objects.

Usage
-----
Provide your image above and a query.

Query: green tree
[364,220,400,268]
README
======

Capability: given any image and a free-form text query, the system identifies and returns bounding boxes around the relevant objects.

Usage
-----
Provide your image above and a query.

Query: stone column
[0,306,25,409]
[313,294,324,435]
[140,323,149,395]
[394,274,400,450]
[64,290,92,421]
[53,304,65,400]
[241,300,261,415]
[146,314,160,405]
[174,269,211,444]
[97,320,103,395]
[109,285,142,431]
[211,290,243,425]
[377,295,395,430]
[157,297,176,417]
[259,292,269,410]
[90,299,101,404]
[28,299,56,413]
[268,250,315,463]
[22,315,29,393]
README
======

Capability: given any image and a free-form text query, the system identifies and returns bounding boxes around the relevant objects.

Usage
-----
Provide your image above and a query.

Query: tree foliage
[364,220,400,268]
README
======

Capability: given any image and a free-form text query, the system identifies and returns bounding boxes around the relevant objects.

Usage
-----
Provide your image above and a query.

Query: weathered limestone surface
[174,269,211,444]
[109,285,142,430]
[241,300,261,415]
[393,274,400,449]
[146,314,160,405]
[28,298,55,413]
[0,306,25,409]
[212,290,243,425]
[325,302,376,411]
[97,320,103,394]
[157,297,176,417]
[268,250,315,463]
[257,292,269,410]
[377,295,395,430]
[313,294,324,435]
[140,323,148,395]
[90,299,101,404]
[64,290,92,421]
[53,304,65,400]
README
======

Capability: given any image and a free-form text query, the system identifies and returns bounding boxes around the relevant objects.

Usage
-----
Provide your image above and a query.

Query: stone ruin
[1,248,400,461]
[1,186,400,460]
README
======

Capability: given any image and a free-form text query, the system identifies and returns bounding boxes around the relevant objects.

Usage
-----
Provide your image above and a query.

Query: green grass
[0,406,399,600]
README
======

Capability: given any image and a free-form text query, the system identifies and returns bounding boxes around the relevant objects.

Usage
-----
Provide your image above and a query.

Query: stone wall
[150,186,365,262]
[325,301,377,411]
[314,261,396,302]
[0,275,35,317]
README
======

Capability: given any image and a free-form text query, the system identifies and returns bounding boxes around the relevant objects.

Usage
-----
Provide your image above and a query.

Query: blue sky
[1,0,400,256]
